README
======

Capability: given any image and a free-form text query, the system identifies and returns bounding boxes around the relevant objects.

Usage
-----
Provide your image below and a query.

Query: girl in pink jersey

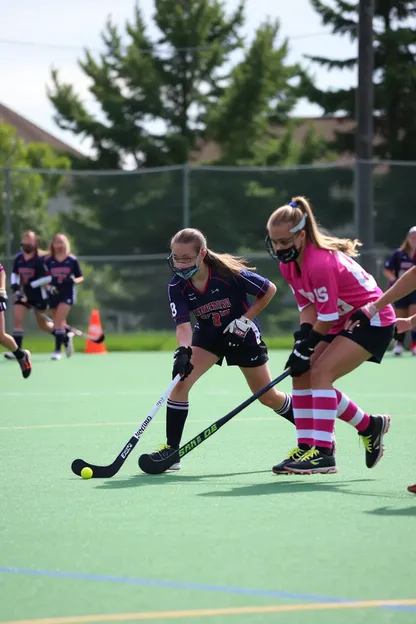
[266,196,396,475]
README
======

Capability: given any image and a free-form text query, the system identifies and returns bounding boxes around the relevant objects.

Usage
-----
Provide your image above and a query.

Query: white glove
[223,316,254,346]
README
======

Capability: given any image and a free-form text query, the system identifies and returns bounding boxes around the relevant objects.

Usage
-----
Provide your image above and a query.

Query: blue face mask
[168,253,200,279]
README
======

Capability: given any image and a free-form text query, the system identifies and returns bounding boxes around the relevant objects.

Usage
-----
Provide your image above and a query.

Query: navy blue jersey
[12,252,49,302]
[168,266,270,342]
[385,248,416,280]
[45,254,83,301]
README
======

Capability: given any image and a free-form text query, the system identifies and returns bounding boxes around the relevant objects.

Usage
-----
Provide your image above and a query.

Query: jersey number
[313,287,329,303]
[212,312,221,327]
[170,303,177,318]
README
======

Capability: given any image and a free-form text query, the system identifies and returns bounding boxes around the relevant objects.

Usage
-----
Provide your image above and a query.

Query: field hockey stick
[40,312,105,344]
[139,368,291,475]
[30,276,52,288]
[71,374,182,478]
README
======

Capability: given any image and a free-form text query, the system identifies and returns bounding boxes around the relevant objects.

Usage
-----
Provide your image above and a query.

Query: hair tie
[289,201,298,207]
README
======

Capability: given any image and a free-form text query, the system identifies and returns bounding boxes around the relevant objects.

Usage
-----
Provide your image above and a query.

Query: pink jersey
[280,243,396,333]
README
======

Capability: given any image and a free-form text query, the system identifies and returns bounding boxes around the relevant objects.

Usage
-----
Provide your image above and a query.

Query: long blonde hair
[49,232,71,257]
[400,228,416,254]
[267,196,362,258]
[170,228,255,276]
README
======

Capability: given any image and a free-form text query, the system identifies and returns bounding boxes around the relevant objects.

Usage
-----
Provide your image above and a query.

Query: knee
[292,372,311,390]
[170,381,192,402]
[310,366,333,387]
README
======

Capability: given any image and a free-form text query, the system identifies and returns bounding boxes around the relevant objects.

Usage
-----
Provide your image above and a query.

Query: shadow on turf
[366,505,416,517]
[93,469,272,489]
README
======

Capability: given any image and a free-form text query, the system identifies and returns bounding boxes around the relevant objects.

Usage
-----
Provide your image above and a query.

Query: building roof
[0,102,84,158]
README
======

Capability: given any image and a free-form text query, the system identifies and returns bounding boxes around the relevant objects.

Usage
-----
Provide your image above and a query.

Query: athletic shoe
[359,414,390,469]
[64,331,75,358]
[147,444,180,472]
[51,351,62,361]
[393,341,404,356]
[286,447,337,475]
[272,447,308,475]
[408,483,416,494]
[4,352,16,360]
[411,342,416,357]
[17,349,32,379]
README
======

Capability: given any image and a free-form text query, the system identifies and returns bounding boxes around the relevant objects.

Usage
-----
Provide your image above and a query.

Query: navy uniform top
[12,252,49,302]
[385,248,416,280]
[168,266,270,345]
[45,254,83,300]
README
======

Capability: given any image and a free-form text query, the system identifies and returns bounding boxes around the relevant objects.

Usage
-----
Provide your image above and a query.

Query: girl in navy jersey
[143,228,295,471]
[45,233,84,360]
[4,230,55,361]
[0,263,31,377]
[383,226,416,355]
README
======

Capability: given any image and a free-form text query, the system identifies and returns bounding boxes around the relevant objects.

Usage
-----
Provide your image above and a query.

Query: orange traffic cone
[84,308,108,354]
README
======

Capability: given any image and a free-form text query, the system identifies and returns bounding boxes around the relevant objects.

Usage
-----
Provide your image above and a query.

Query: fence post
[5,167,13,327]
[182,163,190,228]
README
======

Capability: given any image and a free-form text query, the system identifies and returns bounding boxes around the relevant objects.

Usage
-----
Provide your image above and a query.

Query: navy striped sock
[166,399,189,448]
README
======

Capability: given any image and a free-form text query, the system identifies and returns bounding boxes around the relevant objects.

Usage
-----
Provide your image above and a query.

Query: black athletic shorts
[192,331,269,368]
[322,322,395,364]
[394,289,416,309]
[15,298,48,311]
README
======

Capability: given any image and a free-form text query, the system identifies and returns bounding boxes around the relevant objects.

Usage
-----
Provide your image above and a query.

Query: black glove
[173,346,193,380]
[11,283,20,294]
[293,322,313,345]
[0,288,7,304]
[285,330,324,377]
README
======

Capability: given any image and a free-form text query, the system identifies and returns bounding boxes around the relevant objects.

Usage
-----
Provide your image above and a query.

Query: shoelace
[300,447,320,462]
[286,447,304,460]
[360,435,372,452]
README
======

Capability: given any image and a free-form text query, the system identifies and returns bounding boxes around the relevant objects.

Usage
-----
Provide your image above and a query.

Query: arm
[383,268,396,283]
[373,266,416,311]
[73,276,84,284]
[175,322,193,347]
[72,259,84,285]
[243,282,276,321]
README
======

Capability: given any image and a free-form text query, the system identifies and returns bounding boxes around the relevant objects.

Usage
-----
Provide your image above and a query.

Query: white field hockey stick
[71,374,182,478]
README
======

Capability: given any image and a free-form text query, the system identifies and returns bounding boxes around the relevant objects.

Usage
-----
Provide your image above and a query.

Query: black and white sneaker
[359,414,390,469]
[286,447,337,475]
[272,447,308,475]
[17,349,32,379]
[147,444,181,472]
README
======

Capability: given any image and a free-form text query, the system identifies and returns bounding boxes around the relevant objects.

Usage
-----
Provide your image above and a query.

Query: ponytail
[267,196,362,258]
[205,250,255,276]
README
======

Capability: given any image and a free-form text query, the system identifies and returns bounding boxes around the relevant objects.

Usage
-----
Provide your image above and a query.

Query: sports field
[1,351,415,624]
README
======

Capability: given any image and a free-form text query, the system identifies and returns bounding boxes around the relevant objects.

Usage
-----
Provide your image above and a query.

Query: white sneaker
[51,351,62,360]
[64,332,74,358]
[167,462,181,471]
[4,352,16,360]
[393,341,404,356]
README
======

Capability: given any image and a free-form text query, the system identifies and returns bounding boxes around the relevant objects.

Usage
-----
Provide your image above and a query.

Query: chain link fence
[1,160,414,333]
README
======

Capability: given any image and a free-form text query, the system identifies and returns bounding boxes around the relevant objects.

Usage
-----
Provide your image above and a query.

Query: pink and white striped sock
[292,389,314,447]
[335,389,370,433]
[312,389,337,449]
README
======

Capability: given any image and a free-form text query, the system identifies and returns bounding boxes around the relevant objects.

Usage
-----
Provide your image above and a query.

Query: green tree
[0,121,71,253]
[304,0,416,160]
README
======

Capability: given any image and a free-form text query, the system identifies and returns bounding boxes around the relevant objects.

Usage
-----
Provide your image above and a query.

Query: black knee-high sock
[166,400,189,448]
[274,393,295,425]
[411,328,416,345]
[13,330,24,349]
[395,332,405,344]
[54,328,66,352]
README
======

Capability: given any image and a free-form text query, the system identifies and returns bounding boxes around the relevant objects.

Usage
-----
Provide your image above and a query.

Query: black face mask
[265,235,301,264]
[21,244,35,254]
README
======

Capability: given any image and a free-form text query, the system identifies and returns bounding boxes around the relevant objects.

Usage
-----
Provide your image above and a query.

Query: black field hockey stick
[71,374,182,478]
[40,312,105,344]
[138,368,291,475]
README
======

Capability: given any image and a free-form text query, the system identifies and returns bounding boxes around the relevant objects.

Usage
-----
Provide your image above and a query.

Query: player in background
[266,196,396,475]
[0,263,31,377]
[45,233,84,360]
[143,228,297,472]
[383,226,416,355]
[347,265,416,493]
[4,230,55,360]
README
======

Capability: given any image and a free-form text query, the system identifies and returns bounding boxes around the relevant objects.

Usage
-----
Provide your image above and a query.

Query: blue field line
[0,566,415,613]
